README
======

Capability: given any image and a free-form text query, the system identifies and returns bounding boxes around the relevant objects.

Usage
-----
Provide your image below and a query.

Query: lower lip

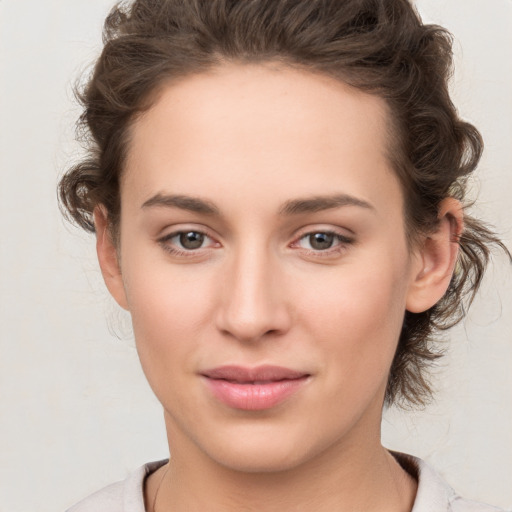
[203,377,309,411]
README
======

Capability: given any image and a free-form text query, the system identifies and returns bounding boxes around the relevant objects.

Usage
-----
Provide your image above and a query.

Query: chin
[196,421,336,475]
[212,445,309,474]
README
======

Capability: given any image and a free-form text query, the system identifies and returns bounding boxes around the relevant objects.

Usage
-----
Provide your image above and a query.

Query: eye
[294,231,353,252]
[174,231,208,250]
[301,232,336,250]
[158,229,218,255]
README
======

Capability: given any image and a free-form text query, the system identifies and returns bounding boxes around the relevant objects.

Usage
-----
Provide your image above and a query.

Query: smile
[201,365,310,411]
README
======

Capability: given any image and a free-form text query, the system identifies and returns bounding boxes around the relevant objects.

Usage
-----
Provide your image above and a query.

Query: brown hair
[59,0,507,407]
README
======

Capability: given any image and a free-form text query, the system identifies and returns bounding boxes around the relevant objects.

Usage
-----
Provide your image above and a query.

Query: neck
[148,416,417,512]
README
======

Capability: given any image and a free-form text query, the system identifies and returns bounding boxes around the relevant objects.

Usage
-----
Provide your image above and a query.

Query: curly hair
[59,0,507,407]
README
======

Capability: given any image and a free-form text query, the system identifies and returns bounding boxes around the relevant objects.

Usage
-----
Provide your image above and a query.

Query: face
[104,63,425,473]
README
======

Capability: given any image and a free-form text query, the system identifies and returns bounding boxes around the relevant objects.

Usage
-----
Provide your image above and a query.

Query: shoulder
[66,479,125,512]
[392,452,510,512]
[449,498,509,512]
[66,460,168,512]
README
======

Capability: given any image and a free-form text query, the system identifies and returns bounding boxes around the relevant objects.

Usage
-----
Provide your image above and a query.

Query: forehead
[123,63,401,216]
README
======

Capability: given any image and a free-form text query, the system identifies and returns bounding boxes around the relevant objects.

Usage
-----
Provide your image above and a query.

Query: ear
[406,198,463,313]
[94,207,129,310]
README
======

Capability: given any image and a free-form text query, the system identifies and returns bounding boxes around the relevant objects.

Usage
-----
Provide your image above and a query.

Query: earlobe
[406,198,463,313]
[94,207,129,310]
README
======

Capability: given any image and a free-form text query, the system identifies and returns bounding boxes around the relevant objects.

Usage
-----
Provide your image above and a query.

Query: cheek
[121,255,217,384]
[299,252,410,387]
[123,243,213,328]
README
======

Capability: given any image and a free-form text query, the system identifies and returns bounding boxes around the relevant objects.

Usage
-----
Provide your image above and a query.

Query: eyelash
[157,229,354,258]
[291,230,354,258]
[157,229,218,257]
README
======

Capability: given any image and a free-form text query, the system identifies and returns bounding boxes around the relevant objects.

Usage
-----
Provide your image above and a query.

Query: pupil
[310,233,334,250]
[180,232,204,249]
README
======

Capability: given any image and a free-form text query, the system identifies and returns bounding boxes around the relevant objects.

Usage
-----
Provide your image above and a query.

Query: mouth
[200,365,311,411]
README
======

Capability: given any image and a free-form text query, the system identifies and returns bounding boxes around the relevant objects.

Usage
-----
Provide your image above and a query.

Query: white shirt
[67,453,508,512]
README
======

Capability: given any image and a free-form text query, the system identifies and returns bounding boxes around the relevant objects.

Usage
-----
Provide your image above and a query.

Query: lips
[201,365,310,411]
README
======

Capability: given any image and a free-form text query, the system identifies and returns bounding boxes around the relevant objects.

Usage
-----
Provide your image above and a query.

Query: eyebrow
[142,194,220,215]
[279,194,374,215]
[141,192,374,216]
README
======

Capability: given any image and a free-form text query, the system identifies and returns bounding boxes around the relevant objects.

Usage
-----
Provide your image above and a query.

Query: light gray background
[0,1,511,511]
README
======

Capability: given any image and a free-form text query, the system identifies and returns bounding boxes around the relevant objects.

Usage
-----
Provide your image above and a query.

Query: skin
[95,63,462,512]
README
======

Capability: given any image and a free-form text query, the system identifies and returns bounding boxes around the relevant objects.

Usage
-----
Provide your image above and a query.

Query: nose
[215,245,292,343]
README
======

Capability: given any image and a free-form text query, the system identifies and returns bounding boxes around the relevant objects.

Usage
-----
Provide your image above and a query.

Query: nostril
[214,267,292,341]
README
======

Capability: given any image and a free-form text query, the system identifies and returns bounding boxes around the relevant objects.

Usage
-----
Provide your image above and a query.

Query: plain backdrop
[0,1,511,511]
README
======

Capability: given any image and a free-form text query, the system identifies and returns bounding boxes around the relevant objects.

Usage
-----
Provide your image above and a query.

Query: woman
[60,0,509,510]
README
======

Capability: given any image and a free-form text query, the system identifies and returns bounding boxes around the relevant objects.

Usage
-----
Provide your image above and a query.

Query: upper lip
[201,365,309,383]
